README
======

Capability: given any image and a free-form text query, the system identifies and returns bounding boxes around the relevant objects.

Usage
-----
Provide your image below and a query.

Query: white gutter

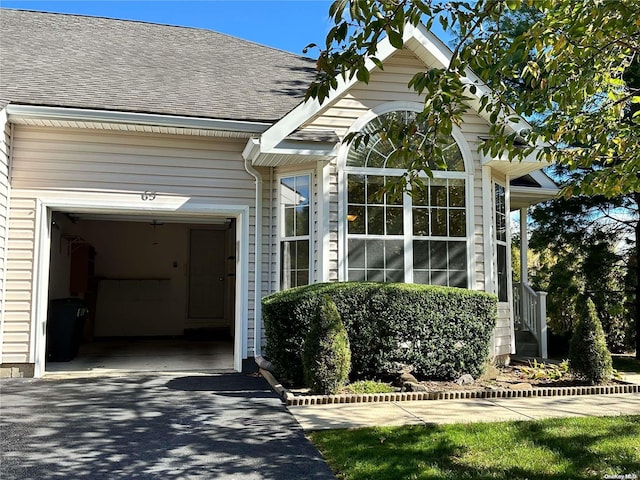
[243,158,263,358]
[6,105,271,134]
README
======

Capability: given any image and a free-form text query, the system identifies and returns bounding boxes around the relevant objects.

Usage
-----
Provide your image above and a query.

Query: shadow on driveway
[1,373,335,479]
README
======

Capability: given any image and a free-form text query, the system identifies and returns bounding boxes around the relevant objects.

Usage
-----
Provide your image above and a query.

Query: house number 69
[142,191,157,201]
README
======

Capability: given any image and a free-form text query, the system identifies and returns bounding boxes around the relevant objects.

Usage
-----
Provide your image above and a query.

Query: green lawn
[310,416,640,480]
[613,355,640,373]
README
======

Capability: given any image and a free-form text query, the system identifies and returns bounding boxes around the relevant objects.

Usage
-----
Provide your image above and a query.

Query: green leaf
[388,29,404,49]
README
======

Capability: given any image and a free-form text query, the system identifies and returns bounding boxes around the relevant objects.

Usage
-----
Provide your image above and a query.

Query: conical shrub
[302,296,351,394]
[568,297,613,385]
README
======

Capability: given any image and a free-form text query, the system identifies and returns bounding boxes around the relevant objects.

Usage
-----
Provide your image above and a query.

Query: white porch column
[520,207,528,286]
[536,291,548,358]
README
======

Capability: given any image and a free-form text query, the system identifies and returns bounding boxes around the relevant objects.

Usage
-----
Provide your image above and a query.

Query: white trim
[259,23,533,155]
[482,166,494,294]
[275,171,314,291]
[0,109,11,364]
[28,193,250,377]
[6,105,271,134]
[337,103,475,288]
[316,161,331,282]
[31,201,50,376]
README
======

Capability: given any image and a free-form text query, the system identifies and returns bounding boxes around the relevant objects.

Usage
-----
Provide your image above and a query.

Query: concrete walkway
[1,373,335,480]
[290,370,640,431]
[289,393,640,430]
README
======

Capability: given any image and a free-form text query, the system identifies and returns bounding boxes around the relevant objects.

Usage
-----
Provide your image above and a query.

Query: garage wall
[0,108,11,361]
[3,125,258,364]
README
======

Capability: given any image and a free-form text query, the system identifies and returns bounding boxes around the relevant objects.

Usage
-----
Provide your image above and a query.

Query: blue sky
[1,1,337,55]
[1,0,452,55]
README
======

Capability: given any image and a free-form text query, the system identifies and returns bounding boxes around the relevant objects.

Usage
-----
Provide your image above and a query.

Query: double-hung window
[345,110,468,288]
[280,175,311,289]
[494,183,508,301]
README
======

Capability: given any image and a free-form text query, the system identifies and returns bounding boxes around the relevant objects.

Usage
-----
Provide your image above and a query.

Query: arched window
[345,110,468,288]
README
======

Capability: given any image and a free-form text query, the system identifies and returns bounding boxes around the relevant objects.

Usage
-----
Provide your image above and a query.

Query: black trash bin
[46,298,89,362]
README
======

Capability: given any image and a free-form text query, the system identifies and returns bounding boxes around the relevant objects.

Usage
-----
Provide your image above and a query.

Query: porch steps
[516,330,539,357]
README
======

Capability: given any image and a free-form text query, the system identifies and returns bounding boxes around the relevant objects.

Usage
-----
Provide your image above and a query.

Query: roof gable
[257,23,532,153]
[0,9,316,123]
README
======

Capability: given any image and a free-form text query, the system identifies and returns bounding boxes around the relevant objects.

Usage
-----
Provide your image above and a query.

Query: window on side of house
[495,182,508,302]
[280,174,311,289]
[345,110,468,288]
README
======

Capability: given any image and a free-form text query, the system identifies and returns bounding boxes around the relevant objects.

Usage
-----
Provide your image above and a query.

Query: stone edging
[259,369,640,406]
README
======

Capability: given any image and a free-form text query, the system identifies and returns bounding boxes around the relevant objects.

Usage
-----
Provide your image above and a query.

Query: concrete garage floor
[45,338,235,376]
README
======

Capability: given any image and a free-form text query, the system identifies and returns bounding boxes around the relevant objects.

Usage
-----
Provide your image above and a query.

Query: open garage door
[44,212,237,374]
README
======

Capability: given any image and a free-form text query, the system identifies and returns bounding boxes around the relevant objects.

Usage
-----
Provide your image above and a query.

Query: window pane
[296,271,309,287]
[413,208,429,236]
[431,270,447,286]
[430,241,447,270]
[368,269,384,282]
[366,150,385,168]
[449,180,465,207]
[367,206,384,235]
[295,206,309,236]
[449,209,466,237]
[386,207,404,235]
[348,175,365,204]
[366,239,384,269]
[296,176,310,205]
[348,239,365,268]
[413,271,429,284]
[432,208,447,236]
[283,207,295,237]
[430,181,447,207]
[386,269,404,283]
[497,244,508,302]
[366,176,385,204]
[449,270,468,288]
[385,240,404,271]
[413,240,430,270]
[448,241,467,271]
[296,239,309,269]
[348,269,366,281]
[348,206,365,234]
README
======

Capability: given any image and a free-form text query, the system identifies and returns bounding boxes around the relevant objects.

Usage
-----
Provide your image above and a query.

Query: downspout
[244,158,263,359]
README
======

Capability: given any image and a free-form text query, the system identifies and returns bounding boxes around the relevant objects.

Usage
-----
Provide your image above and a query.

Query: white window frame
[494,181,509,302]
[338,103,475,288]
[277,171,314,291]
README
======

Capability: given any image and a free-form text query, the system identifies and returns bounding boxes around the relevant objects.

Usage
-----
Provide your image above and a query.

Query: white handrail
[513,282,548,358]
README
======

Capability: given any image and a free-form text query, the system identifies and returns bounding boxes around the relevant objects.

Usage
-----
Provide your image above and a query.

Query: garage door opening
[44,211,237,374]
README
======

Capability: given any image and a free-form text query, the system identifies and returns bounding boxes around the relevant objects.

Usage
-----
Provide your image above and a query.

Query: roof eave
[6,104,272,135]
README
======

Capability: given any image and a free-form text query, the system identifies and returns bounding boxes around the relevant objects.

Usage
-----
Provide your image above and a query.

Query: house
[0,9,556,378]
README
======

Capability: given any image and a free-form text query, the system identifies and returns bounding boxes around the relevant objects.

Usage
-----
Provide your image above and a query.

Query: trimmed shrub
[302,296,351,394]
[569,297,613,385]
[263,282,497,386]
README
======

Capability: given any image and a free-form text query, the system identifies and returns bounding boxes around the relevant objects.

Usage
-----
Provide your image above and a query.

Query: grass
[613,355,640,374]
[310,415,640,480]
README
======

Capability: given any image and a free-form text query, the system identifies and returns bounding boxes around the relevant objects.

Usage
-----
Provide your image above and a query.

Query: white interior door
[188,229,226,320]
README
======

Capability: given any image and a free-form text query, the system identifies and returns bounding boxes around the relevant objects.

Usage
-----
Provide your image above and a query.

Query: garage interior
[45,211,236,374]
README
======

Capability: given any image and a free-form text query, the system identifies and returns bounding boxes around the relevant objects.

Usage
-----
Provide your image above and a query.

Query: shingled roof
[0,9,318,123]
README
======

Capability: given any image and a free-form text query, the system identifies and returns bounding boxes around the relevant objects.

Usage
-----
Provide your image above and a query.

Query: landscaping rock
[456,374,475,386]
[510,382,533,390]
[403,381,428,392]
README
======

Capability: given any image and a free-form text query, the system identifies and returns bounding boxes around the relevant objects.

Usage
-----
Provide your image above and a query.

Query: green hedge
[262,282,497,386]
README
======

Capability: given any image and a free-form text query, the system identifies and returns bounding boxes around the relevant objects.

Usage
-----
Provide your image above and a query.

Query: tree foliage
[568,297,613,385]
[305,0,640,196]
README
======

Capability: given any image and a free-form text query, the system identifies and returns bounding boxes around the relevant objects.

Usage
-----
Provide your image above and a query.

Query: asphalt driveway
[0,373,335,479]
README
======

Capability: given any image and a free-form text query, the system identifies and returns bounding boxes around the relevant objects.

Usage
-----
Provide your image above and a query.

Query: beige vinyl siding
[3,197,35,363]
[0,110,12,362]
[494,304,512,357]
[305,48,491,291]
[4,125,259,362]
